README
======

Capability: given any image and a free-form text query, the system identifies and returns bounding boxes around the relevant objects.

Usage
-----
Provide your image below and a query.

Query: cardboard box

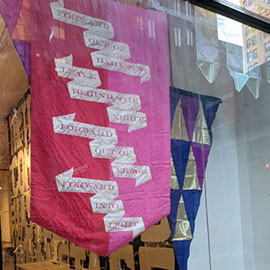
[110,245,134,270]
[89,252,100,270]
[141,218,171,243]
[139,246,175,270]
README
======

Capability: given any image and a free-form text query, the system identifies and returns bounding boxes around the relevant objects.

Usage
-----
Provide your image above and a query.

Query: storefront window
[1,1,270,270]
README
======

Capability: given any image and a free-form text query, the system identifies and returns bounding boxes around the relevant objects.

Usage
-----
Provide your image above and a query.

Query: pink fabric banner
[31,0,170,256]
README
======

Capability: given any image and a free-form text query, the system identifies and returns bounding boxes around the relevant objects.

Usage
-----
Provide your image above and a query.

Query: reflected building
[241,0,270,72]
[146,0,198,92]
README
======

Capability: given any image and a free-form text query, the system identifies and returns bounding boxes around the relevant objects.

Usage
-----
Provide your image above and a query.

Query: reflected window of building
[245,0,254,7]
[252,35,257,45]
[52,25,65,40]
[248,65,254,72]
[254,62,258,69]
[239,0,270,18]
[253,48,258,58]
[266,56,270,66]
[247,38,251,48]
[247,51,253,63]
[174,27,182,47]
[186,29,194,46]
[246,27,251,36]
[265,42,270,52]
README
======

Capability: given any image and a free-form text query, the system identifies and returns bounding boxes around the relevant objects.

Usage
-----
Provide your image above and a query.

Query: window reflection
[265,42,270,51]
[247,51,253,62]
[226,0,270,18]
[252,35,256,45]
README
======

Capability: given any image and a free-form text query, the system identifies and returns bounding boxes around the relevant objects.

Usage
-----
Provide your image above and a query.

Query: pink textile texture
[31,0,170,256]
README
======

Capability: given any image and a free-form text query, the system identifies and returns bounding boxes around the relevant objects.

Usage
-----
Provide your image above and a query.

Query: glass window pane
[1,2,270,270]
[253,48,258,57]
[247,38,252,48]
[252,35,257,45]
[265,42,270,51]
[247,51,253,62]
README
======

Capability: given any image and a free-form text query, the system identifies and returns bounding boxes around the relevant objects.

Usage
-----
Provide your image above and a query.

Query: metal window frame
[188,0,270,33]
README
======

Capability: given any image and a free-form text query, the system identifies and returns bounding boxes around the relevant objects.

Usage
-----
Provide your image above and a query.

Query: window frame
[265,42,270,52]
[189,0,270,34]
[247,51,253,63]
[253,48,258,58]
[252,35,257,46]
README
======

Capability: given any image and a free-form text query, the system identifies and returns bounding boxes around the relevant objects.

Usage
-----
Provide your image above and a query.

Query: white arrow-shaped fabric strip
[91,194,145,237]
[56,56,147,132]
[91,52,151,84]
[55,168,145,237]
[52,114,152,186]
[104,215,145,237]
[50,0,151,83]
[90,196,124,214]
[56,168,119,195]
[90,144,136,163]
[112,164,152,187]
[89,143,152,187]
[53,113,118,144]
[55,55,101,88]
[50,0,114,38]
[84,31,131,59]
[68,82,147,132]
[68,81,141,111]
[107,107,147,133]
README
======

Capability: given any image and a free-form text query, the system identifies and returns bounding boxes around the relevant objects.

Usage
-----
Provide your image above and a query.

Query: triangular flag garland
[169,87,221,270]
[246,68,262,100]
[195,8,221,84]
[182,147,201,191]
[0,0,31,78]
[226,42,262,99]
[192,101,211,145]
[226,43,249,92]
[171,155,180,190]
[172,195,193,241]
[171,100,189,142]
